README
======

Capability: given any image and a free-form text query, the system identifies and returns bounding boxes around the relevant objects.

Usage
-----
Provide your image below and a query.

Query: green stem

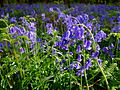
[116,37,119,57]
[83,49,89,90]
[96,60,110,90]
[13,48,23,79]
[80,75,82,90]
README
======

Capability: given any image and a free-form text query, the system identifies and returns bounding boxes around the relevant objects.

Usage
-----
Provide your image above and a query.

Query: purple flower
[76,66,85,76]
[62,45,68,50]
[62,30,71,40]
[96,44,100,51]
[69,52,73,56]
[76,45,81,53]
[97,59,102,67]
[20,47,25,54]
[111,25,120,33]
[59,67,64,71]
[70,63,75,69]
[41,13,45,20]
[92,51,99,59]
[102,47,108,53]
[49,7,54,12]
[60,60,66,65]
[37,38,42,43]
[74,26,85,40]
[85,59,92,70]
[77,55,82,62]
[46,23,53,35]
[0,42,4,49]
[52,49,56,55]
[95,30,106,42]
[119,46,120,50]
[75,62,80,69]
[108,43,114,49]
[9,27,16,34]
[117,16,120,23]
[27,31,36,43]
[83,40,92,50]
[27,22,36,31]
[10,17,17,23]
[109,52,114,58]
[98,59,102,64]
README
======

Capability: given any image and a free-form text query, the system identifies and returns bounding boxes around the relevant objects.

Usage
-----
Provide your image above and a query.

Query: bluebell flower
[118,46,120,50]
[77,55,82,62]
[59,67,64,71]
[19,47,25,54]
[109,52,114,58]
[62,45,68,50]
[85,59,92,70]
[108,43,114,49]
[10,17,17,23]
[86,21,93,30]
[83,40,92,50]
[111,25,120,33]
[75,62,80,69]
[49,7,54,12]
[37,38,42,43]
[92,51,99,59]
[46,23,53,35]
[27,22,36,31]
[95,30,106,42]
[69,52,73,56]
[52,49,56,55]
[27,31,36,43]
[41,13,45,20]
[70,61,76,69]
[76,66,85,76]
[19,17,26,23]
[60,60,66,65]
[102,47,108,53]
[98,59,102,64]
[62,30,71,40]
[76,45,81,53]
[74,26,85,40]
[9,27,16,34]
[118,16,120,23]
[0,42,4,49]
[96,44,100,51]
[83,14,89,23]
[70,63,75,69]
[96,59,102,67]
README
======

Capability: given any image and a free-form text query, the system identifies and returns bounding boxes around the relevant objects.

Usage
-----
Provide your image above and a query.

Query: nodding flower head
[83,40,92,50]
[46,23,53,35]
[108,43,114,49]
[62,30,71,40]
[92,51,99,59]
[76,45,82,53]
[9,27,16,34]
[76,66,85,76]
[77,54,82,62]
[85,59,92,70]
[19,47,25,54]
[41,13,45,20]
[95,30,106,42]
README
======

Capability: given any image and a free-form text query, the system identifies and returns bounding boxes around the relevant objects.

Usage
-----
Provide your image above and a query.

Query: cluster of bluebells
[0,16,37,54]
[102,43,115,58]
[1,3,120,77]
[44,7,106,76]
